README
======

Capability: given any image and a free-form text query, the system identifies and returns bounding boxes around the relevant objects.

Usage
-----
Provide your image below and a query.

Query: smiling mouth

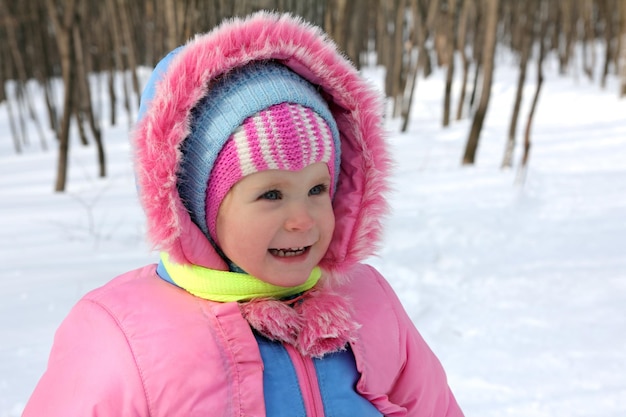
[269,247,309,257]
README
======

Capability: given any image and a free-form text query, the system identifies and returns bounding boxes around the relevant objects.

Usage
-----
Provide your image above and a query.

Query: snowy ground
[1,56,625,416]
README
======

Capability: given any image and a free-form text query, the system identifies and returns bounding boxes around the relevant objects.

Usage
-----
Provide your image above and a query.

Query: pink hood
[133,12,391,275]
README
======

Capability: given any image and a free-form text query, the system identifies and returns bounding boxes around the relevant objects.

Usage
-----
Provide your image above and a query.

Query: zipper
[285,344,325,417]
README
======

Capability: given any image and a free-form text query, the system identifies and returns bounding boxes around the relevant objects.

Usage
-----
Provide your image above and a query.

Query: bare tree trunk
[43,80,59,135]
[46,0,78,192]
[325,0,363,67]
[468,60,481,114]
[108,67,117,126]
[455,0,473,120]
[117,0,141,98]
[462,0,499,165]
[164,0,178,51]
[557,0,573,74]
[105,0,132,124]
[348,0,368,68]
[612,0,622,74]
[619,1,626,98]
[105,0,123,125]
[375,0,386,66]
[0,0,29,152]
[444,68,455,120]
[14,88,29,147]
[391,0,407,117]
[0,1,28,83]
[325,0,349,60]
[0,38,22,153]
[517,1,549,184]
[2,81,22,154]
[24,87,49,151]
[75,111,88,145]
[72,22,89,147]
[7,100,23,153]
[35,1,60,136]
[581,0,595,80]
[0,47,4,105]
[72,18,105,177]
[468,0,484,114]
[401,0,422,132]
[502,0,533,168]
[381,1,395,97]
[144,0,155,65]
[410,0,436,79]
[442,0,457,127]
[600,0,615,89]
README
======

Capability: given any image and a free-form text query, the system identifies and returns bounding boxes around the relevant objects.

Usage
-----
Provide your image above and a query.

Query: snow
[1,57,625,416]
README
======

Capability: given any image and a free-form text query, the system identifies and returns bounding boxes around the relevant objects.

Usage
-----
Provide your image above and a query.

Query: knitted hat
[177,61,341,243]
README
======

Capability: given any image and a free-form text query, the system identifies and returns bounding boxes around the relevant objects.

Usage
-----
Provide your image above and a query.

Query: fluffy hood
[133,12,391,275]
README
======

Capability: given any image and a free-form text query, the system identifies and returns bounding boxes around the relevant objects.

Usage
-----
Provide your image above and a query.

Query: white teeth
[269,247,306,257]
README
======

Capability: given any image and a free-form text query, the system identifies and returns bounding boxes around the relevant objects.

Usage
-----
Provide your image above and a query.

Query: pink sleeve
[371,266,465,417]
[22,299,150,417]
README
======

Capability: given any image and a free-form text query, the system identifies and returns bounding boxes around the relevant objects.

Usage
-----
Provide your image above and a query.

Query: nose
[284,200,315,232]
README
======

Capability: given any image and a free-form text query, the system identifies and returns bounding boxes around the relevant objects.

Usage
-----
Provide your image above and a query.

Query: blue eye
[309,184,329,196]
[260,190,282,200]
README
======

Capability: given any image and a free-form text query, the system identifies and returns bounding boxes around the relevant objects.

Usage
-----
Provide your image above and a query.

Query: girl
[24,12,464,417]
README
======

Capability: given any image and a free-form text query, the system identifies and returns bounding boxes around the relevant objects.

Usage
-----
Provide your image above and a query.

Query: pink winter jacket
[24,263,462,416]
[24,12,464,416]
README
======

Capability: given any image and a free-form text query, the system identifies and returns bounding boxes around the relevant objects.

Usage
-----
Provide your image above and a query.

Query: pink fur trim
[133,12,391,276]
[240,298,303,346]
[240,283,360,358]
[294,288,360,357]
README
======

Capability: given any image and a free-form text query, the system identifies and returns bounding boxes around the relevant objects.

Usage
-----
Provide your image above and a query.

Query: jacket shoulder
[23,275,151,416]
[341,263,464,417]
[25,265,265,417]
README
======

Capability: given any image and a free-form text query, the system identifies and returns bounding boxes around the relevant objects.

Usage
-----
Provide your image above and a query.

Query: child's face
[216,162,335,287]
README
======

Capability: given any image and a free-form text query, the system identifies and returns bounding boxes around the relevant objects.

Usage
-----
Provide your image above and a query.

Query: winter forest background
[1,0,626,416]
[2,0,626,191]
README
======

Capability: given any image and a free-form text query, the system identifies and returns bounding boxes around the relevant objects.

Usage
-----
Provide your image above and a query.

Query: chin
[270,273,310,288]
[261,266,314,288]
[260,256,321,286]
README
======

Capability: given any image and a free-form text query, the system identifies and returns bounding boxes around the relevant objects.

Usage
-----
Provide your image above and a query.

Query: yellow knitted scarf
[159,252,321,302]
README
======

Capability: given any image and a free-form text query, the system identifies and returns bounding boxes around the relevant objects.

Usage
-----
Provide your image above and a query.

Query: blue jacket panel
[255,333,382,417]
